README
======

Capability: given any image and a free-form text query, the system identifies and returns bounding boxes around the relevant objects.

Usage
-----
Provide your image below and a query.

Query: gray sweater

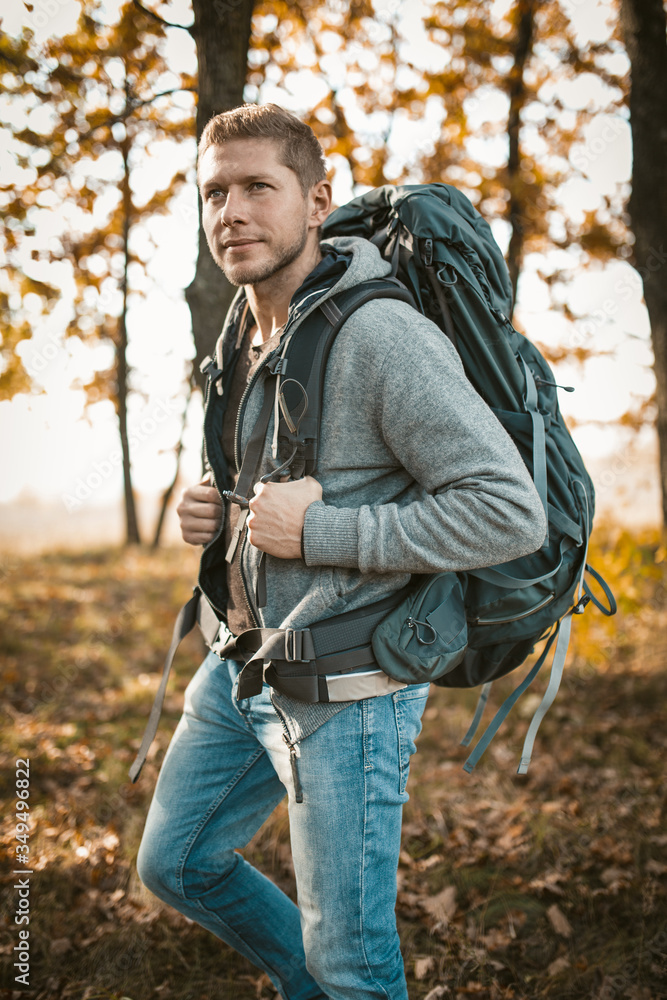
[228,236,547,744]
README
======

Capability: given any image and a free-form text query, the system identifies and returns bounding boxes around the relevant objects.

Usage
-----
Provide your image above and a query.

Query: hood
[298,235,393,320]
[215,236,392,369]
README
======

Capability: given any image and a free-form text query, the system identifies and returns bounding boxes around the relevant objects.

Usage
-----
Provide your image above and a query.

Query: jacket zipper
[233,306,308,627]
[232,281,347,631]
[233,352,279,630]
[197,369,230,617]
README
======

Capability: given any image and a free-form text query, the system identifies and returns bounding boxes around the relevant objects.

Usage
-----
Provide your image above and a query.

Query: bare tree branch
[132,0,193,33]
[73,87,197,144]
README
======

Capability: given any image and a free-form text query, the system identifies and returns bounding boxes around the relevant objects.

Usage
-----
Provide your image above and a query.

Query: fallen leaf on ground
[547,903,573,938]
[415,956,436,980]
[423,885,457,926]
[424,988,449,1000]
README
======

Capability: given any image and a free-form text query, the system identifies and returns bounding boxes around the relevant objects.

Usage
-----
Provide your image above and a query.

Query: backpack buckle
[200,356,223,382]
[268,356,288,375]
[573,594,591,615]
[284,628,314,662]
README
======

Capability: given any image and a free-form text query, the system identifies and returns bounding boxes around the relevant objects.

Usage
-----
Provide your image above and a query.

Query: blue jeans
[137,652,429,1000]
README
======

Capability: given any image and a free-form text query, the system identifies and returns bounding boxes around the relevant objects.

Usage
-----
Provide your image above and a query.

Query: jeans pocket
[393,684,429,795]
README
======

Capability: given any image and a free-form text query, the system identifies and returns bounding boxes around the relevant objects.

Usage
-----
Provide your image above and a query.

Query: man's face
[199,138,312,288]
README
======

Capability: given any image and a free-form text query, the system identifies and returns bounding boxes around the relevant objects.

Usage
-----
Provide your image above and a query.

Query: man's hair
[198,103,327,197]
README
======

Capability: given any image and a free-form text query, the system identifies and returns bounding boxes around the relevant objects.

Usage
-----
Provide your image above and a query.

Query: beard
[217,221,309,288]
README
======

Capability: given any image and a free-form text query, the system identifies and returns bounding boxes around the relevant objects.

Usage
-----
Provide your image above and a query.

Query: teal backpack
[317,183,616,773]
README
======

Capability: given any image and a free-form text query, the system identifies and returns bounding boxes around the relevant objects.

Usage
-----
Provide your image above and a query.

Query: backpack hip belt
[129,585,410,783]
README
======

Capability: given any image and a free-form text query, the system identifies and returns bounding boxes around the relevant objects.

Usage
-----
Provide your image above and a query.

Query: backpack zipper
[468,592,555,626]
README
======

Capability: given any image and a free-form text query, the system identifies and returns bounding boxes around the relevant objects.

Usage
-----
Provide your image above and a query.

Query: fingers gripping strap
[520,356,548,516]
[128,591,201,783]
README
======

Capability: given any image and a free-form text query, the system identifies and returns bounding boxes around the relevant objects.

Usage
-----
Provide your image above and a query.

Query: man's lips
[222,240,260,253]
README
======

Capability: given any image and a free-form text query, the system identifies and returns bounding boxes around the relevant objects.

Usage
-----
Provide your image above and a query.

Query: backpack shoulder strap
[279,278,415,478]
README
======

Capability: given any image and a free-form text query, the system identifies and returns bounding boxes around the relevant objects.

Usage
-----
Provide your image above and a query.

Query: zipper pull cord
[535,377,575,392]
[289,744,304,803]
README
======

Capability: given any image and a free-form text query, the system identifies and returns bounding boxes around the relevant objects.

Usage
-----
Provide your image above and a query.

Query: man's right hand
[177,475,223,545]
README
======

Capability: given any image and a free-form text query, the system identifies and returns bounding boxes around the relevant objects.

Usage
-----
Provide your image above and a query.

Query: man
[137,104,546,1000]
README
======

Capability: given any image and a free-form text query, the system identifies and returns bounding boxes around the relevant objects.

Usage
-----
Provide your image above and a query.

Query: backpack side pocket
[372,573,468,684]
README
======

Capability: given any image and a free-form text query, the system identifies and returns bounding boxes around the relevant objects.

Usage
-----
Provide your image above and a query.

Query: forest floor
[0,527,666,1000]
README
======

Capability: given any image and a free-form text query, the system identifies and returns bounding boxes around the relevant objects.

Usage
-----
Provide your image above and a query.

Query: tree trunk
[118,132,142,545]
[152,371,194,549]
[506,0,537,313]
[620,0,667,528]
[185,0,255,394]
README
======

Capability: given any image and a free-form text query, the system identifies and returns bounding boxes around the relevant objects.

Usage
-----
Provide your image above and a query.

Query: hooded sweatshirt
[198,235,547,746]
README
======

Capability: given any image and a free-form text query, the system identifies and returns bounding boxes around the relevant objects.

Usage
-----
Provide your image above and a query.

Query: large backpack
[129,183,615,784]
[310,183,615,772]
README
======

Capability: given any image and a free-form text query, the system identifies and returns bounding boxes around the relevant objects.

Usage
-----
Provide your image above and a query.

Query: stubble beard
[217,221,310,288]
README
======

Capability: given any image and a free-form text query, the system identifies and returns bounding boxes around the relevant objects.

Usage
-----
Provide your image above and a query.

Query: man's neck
[245,242,323,343]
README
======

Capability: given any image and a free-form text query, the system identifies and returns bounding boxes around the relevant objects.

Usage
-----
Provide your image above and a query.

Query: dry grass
[0,535,665,1000]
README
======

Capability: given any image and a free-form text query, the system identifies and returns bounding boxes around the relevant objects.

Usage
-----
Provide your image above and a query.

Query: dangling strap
[470,537,572,589]
[460,682,493,748]
[225,371,279,565]
[256,551,267,608]
[516,612,573,774]
[583,564,617,616]
[128,590,202,782]
[462,626,559,773]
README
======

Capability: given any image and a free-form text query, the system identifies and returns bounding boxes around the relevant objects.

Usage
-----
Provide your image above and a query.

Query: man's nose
[221,189,247,228]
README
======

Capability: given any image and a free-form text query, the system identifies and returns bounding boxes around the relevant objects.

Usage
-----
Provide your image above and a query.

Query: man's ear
[309,179,333,230]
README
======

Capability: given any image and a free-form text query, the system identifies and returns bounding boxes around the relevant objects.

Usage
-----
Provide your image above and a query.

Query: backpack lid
[323,183,514,319]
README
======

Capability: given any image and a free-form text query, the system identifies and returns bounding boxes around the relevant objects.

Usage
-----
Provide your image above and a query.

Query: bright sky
[0,0,657,522]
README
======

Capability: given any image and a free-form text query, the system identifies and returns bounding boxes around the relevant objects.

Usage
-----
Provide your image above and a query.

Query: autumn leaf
[423,885,458,927]
[546,903,573,938]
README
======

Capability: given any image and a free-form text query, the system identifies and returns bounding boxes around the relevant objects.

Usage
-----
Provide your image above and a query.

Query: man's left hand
[247,476,323,559]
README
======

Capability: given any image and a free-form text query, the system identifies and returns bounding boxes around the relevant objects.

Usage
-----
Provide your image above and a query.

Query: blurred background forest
[1,1,666,998]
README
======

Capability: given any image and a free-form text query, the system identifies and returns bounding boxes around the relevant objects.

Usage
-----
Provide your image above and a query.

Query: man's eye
[251,182,268,191]
[207,188,225,200]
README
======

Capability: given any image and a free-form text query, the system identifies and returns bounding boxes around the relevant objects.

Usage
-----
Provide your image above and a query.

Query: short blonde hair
[198,103,327,197]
